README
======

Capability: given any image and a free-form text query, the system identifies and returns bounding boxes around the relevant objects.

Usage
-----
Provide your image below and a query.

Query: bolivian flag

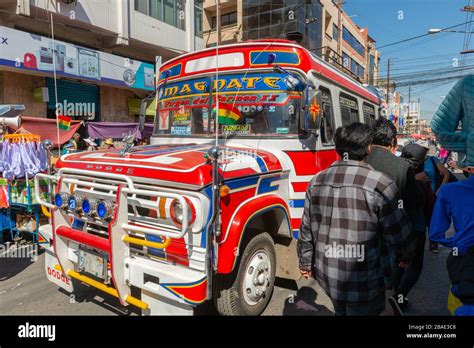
[213,103,241,125]
[58,115,71,131]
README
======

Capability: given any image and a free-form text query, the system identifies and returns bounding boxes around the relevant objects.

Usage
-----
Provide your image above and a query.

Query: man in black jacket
[366,117,418,315]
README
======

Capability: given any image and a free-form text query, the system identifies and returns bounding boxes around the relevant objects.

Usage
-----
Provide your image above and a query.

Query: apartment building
[203,0,379,84]
[319,0,379,83]
[0,0,204,121]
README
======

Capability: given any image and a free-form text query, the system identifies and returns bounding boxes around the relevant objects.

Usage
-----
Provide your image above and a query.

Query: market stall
[10,116,81,147]
[87,122,154,140]
[2,129,49,243]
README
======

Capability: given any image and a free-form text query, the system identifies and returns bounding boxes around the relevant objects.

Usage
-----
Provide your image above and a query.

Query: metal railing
[34,169,191,240]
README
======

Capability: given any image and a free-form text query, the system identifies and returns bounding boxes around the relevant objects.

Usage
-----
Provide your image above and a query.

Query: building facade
[318,0,379,83]
[0,0,204,122]
[202,0,379,84]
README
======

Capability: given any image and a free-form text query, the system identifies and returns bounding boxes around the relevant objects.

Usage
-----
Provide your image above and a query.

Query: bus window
[339,93,359,126]
[154,73,302,137]
[319,87,335,144]
[363,102,376,126]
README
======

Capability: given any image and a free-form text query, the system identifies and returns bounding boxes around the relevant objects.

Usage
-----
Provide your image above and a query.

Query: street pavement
[0,241,451,316]
[0,170,464,316]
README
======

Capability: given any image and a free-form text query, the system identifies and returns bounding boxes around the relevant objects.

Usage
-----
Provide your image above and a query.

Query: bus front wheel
[214,232,276,316]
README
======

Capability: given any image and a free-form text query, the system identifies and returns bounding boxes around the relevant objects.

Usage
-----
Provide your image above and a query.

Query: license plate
[78,250,107,280]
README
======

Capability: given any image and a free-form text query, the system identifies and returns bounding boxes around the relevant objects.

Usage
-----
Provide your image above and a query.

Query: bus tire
[214,232,276,316]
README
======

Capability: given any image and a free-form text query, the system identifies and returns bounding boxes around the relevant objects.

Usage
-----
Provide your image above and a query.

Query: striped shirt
[297,160,415,303]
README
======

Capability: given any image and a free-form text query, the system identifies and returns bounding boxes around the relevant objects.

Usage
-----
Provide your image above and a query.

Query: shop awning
[12,116,82,147]
[127,99,156,116]
[87,122,154,140]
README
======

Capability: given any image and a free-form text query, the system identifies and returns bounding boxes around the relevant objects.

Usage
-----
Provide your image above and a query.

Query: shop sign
[0,25,154,91]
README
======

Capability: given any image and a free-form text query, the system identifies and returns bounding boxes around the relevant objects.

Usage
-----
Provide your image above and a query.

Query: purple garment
[10,142,24,179]
[2,140,9,179]
[26,141,41,171]
[19,141,41,177]
[37,142,48,172]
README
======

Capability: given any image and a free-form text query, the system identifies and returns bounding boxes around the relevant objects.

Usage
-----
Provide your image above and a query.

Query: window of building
[195,2,203,38]
[325,11,332,35]
[134,0,185,30]
[363,102,376,125]
[149,0,163,21]
[342,52,350,69]
[135,0,148,14]
[333,24,339,42]
[341,51,365,79]
[339,93,359,126]
[211,11,238,29]
[342,26,365,56]
[319,86,335,145]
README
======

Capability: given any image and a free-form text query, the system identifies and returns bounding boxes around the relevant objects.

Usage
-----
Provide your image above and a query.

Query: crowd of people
[298,117,474,316]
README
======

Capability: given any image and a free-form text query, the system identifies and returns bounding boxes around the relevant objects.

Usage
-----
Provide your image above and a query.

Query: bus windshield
[153,72,303,137]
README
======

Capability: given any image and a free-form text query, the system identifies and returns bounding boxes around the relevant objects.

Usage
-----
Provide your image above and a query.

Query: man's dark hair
[372,116,397,147]
[335,122,374,161]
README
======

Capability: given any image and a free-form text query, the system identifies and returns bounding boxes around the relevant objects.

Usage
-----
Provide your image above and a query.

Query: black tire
[213,232,276,316]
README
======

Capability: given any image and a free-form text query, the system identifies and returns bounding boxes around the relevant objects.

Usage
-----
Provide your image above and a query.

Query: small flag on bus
[212,103,241,125]
[57,115,72,131]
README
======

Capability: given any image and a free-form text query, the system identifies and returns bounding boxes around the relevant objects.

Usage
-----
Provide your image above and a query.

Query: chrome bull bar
[34,169,190,238]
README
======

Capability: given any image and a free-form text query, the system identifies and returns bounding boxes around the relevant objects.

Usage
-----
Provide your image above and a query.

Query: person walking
[366,117,418,230]
[365,117,418,313]
[424,153,451,253]
[298,122,415,316]
[429,173,474,310]
[390,144,434,314]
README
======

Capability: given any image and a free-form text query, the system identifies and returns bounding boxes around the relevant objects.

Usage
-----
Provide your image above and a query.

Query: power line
[377,20,474,49]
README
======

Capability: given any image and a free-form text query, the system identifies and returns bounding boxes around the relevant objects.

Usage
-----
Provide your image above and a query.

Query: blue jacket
[430,75,474,167]
[429,176,474,254]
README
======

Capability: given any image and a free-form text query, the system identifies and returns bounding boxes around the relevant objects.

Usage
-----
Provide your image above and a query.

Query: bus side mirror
[301,89,323,135]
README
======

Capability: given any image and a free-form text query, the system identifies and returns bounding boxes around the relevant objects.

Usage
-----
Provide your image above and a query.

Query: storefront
[0,25,155,122]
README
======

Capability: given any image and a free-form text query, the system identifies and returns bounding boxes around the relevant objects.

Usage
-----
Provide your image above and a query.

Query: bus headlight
[54,193,69,209]
[170,198,195,228]
[96,201,115,219]
[82,198,98,215]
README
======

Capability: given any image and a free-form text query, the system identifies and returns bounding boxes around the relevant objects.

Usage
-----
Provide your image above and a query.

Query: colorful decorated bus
[36,39,383,315]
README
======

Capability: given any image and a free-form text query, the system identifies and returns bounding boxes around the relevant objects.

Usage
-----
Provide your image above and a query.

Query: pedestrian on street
[424,153,452,253]
[365,117,418,314]
[390,144,434,314]
[366,117,418,230]
[297,122,415,316]
[429,173,474,310]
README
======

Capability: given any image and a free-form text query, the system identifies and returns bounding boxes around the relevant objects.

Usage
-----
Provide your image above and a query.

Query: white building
[0,0,204,121]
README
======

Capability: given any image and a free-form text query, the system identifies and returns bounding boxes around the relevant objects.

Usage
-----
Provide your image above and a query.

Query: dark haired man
[366,117,418,314]
[298,122,414,316]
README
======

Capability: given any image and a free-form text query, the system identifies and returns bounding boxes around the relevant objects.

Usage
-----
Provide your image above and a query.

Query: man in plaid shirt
[298,123,415,316]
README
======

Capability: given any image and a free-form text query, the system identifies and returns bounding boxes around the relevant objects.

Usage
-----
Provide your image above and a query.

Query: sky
[344,0,473,120]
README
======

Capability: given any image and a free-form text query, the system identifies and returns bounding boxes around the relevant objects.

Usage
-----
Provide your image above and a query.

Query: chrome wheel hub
[242,250,271,306]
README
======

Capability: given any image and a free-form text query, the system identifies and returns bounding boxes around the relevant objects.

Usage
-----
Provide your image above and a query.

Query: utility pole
[407,85,411,133]
[417,97,421,134]
[216,0,221,46]
[337,0,342,59]
[386,58,391,104]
